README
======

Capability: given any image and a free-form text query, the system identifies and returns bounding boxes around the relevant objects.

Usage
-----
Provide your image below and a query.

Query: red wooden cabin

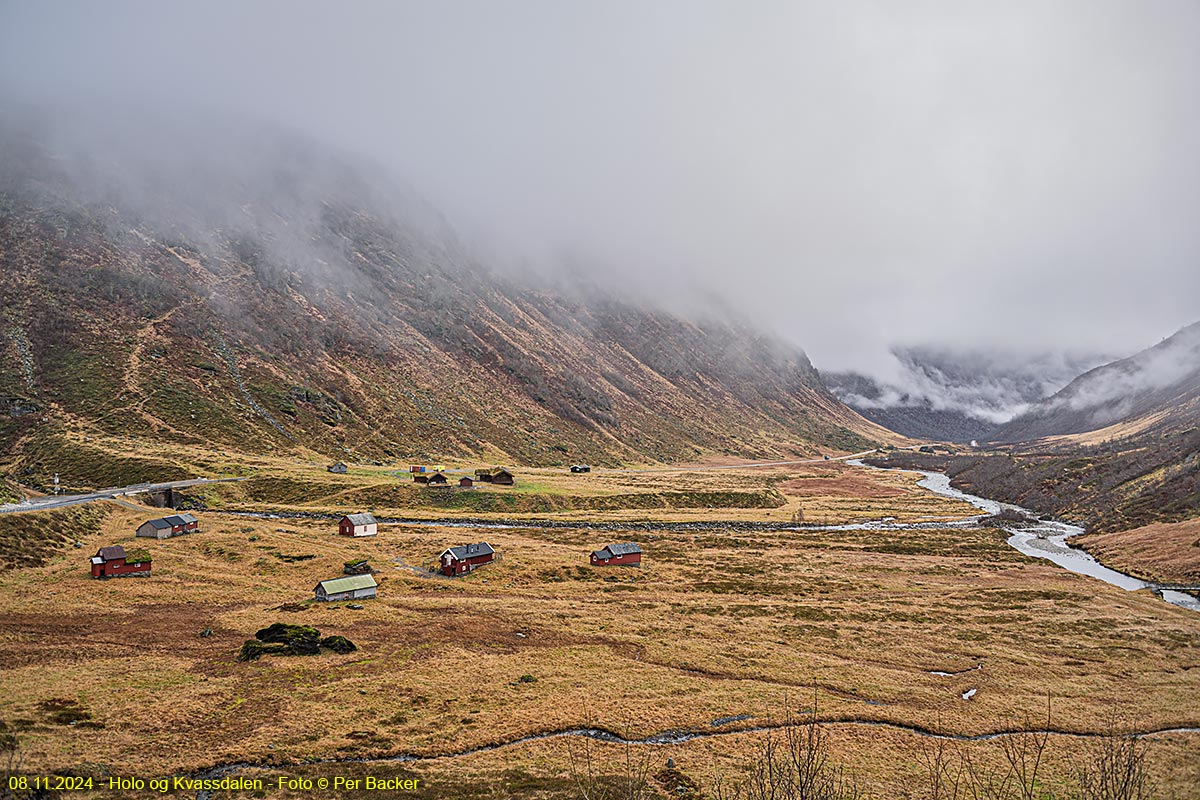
[590,542,642,567]
[440,542,495,576]
[90,545,152,578]
[338,513,378,537]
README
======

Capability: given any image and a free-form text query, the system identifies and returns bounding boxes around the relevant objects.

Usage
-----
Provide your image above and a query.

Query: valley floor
[0,459,1197,798]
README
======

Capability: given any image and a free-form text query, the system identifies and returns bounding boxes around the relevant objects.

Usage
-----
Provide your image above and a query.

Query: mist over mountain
[3,2,1198,378]
[823,347,1111,442]
[0,106,884,485]
[2,2,1197,462]
[996,320,1200,442]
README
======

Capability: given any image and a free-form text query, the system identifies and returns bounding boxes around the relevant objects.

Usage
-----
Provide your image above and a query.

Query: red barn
[338,513,378,537]
[590,542,642,567]
[440,542,495,576]
[458,476,474,488]
[90,545,152,578]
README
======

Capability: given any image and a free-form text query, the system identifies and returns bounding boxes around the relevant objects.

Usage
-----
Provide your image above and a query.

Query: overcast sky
[2,0,1198,377]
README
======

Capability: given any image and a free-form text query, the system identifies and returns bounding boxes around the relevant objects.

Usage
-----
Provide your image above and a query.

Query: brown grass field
[1075,518,1200,587]
[1,460,1198,798]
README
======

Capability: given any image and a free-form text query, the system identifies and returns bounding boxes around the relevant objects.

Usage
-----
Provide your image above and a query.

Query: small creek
[190,720,1200,800]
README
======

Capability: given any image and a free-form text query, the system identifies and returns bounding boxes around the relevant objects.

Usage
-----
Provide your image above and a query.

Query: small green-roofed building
[314,574,377,602]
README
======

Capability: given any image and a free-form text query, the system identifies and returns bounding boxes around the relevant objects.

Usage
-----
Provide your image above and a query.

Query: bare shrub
[917,728,967,800]
[1072,717,1155,800]
[1,724,32,800]
[712,693,863,800]
[997,700,1052,800]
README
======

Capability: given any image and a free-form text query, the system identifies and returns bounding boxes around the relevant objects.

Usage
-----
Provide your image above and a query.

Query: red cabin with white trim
[338,513,378,537]
[440,542,495,576]
[590,542,642,567]
[90,545,152,578]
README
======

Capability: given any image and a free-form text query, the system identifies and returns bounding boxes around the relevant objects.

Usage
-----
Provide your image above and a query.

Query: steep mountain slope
[0,116,884,490]
[824,347,1109,442]
[995,321,1200,442]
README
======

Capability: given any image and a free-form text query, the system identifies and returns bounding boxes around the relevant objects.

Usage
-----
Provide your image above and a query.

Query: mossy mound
[320,635,357,654]
[237,623,356,661]
[255,622,320,655]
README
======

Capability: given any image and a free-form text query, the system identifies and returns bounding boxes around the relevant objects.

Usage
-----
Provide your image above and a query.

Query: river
[850,460,1200,613]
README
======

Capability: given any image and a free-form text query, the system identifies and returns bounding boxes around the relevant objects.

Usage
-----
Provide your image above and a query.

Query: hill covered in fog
[824,346,1110,442]
[996,321,1200,442]
[0,110,885,489]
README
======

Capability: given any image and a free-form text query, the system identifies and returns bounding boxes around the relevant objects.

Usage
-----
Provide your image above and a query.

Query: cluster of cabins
[332,511,642,583]
[333,512,506,578]
[327,462,519,490]
[89,506,644,600]
[90,513,200,579]
[409,466,515,488]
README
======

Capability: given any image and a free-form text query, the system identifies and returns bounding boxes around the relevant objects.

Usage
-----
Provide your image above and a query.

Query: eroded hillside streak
[119,304,193,436]
[209,331,296,441]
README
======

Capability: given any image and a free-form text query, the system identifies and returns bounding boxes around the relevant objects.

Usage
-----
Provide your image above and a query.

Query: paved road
[0,477,243,514]
[0,446,918,514]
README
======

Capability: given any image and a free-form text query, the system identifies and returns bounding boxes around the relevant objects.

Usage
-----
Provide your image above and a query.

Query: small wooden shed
[314,574,378,602]
[327,462,348,474]
[343,559,373,575]
[440,542,496,576]
[338,513,378,537]
[590,542,642,567]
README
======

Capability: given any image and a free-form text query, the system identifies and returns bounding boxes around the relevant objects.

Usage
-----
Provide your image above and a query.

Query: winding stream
[851,461,1200,613]
[190,719,1200,796]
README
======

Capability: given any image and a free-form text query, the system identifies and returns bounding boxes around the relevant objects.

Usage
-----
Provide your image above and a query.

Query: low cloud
[1,2,1198,377]
[1038,322,1200,426]
[829,346,1113,424]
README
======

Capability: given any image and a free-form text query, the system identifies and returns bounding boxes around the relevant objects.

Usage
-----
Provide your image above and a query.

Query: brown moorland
[1075,517,1200,587]
[0,462,1197,798]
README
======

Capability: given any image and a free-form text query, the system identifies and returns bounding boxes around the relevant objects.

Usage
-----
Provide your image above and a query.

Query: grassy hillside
[1074,517,1200,587]
[870,422,1200,533]
[0,504,109,570]
[0,131,887,487]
